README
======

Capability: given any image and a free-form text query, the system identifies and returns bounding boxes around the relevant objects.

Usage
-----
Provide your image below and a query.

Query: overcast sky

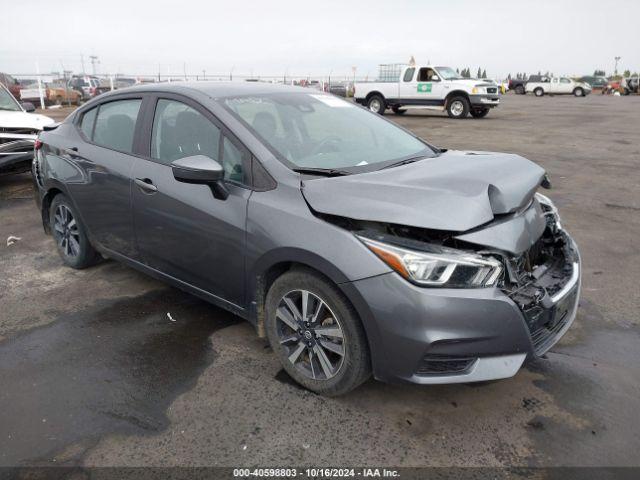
[2,0,638,79]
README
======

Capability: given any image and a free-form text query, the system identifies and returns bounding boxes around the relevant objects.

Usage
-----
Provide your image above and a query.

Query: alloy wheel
[369,99,381,112]
[53,205,81,258]
[450,100,464,116]
[275,289,346,381]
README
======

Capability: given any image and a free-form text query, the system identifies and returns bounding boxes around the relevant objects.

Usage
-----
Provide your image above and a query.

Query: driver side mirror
[21,102,36,112]
[171,155,229,200]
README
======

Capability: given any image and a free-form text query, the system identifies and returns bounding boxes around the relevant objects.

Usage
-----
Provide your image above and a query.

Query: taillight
[34,139,43,150]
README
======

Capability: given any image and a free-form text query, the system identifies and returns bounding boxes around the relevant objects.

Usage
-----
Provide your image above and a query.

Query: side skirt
[98,246,250,322]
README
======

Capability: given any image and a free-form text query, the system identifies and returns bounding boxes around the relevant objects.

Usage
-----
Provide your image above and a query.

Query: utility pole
[81,54,86,74]
[89,55,99,75]
[183,62,187,81]
[614,56,621,76]
[202,70,206,81]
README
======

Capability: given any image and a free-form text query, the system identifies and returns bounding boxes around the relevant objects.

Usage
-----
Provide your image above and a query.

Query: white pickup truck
[526,77,591,97]
[354,65,500,118]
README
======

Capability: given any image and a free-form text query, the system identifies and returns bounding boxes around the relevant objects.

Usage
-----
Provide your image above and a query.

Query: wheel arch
[40,181,70,234]
[445,90,471,105]
[249,249,371,342]
[364,90,386,103]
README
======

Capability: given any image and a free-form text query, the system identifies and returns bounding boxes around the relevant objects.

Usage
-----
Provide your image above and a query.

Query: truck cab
[354,65,501,119]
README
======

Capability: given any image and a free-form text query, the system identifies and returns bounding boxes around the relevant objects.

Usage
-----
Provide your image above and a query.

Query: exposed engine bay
[317,193,579,355]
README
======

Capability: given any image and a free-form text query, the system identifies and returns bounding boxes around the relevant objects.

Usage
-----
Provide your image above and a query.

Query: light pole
[614,56,621,76]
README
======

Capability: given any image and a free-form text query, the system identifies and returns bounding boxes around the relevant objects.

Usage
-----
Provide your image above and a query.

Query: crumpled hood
[0,110,55,131]
[301,150,546,232]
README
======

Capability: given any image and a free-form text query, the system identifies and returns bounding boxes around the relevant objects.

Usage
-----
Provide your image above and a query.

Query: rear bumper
[341,236,581,385]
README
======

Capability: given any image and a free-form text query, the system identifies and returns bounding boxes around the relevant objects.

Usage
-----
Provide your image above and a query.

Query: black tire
[573,87,584,97]
[366,94,385,115]
[55,96,63,106]
[534,87,544,97]
[392,106,407,115]
[515,85,525,95]
[265,268,371,396]
[446,95,470,119]
[470,108,490,118]
[50,194,100,269]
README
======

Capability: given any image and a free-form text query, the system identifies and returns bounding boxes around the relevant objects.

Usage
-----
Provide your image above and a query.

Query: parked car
[68,76,110,100]
[328,83,348,97]
[20,82,82,106]
[33,82,581,395]
[507,75,548,94]
[354,65,500,118]
[0,72,22,99]
[526,77,591,97]
[579,76,608,89]
[0,83,54,175]
[621,77,639,95]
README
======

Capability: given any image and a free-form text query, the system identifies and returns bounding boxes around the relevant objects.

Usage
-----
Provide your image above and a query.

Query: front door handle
[134,178,158,193]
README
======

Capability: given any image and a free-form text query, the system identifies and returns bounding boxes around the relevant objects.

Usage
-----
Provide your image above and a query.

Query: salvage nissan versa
[33,82,581,395]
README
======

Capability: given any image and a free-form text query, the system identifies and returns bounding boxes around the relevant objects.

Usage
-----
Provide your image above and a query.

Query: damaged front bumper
[0,131,37,174]
[342,230,581,385]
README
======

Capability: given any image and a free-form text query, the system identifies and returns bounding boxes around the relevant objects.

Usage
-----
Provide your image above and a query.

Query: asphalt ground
[0,93,638,472]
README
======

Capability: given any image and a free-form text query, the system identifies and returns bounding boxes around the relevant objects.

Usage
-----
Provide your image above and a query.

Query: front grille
[487,87,498,94]
[416,355,476,376]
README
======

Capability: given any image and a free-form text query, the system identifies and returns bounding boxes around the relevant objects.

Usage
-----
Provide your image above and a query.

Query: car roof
[98,81,313,100]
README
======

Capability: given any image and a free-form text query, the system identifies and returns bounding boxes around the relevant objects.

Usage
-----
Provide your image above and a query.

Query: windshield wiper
[380,155,428,170]
[292,167,351,177]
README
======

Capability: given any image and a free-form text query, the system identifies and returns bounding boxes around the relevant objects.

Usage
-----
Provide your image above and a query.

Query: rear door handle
[134,178,158,193]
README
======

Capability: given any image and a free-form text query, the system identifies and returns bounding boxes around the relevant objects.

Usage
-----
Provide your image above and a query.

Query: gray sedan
[32,82,580,395]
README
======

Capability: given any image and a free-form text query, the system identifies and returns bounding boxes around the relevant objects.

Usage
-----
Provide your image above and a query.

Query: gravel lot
[1,94,638,470]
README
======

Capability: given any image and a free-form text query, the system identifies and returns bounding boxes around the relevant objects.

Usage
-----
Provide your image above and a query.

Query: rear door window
[92,99,141,153]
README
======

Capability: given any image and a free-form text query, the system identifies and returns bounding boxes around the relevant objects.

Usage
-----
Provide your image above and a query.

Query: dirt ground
[0,94,638,471]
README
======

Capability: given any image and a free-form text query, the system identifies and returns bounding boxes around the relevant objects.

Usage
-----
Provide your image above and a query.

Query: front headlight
[356,236,503,288]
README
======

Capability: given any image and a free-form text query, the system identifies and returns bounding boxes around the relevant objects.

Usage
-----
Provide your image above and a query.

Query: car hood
[0,110,55,131]
[301,150,546,233]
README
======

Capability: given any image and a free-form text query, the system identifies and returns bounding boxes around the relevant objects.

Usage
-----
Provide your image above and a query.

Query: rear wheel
[470,108,490,118]
[50,194,100,269]
[392,106,406,115]
[55,96,63,106]
[366,94,385,115]
[265,269,371,396]
[446,96,470,119]
[534,87,544,97]
[573,87,584,97]
[515,84,525,95]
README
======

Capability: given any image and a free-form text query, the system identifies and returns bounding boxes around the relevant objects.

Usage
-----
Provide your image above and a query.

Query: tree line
[455,67,488,79]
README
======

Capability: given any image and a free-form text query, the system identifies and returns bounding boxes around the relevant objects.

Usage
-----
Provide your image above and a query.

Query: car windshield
[0,86,21,111]
[223,92,434,172]
[435,67,461,80]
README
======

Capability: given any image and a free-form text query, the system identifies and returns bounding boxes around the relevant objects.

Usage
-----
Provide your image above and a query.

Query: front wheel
[573,87,584,97]
[470,108,490,118]
[265,269,371,396]
[515,85,525,95]
[534,87,544,97]
[50,194,101,269]
[446,96,470,119]
[366,94,385,115]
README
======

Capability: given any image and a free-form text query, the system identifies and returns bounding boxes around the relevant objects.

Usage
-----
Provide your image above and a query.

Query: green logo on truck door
[417,83,432,93]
